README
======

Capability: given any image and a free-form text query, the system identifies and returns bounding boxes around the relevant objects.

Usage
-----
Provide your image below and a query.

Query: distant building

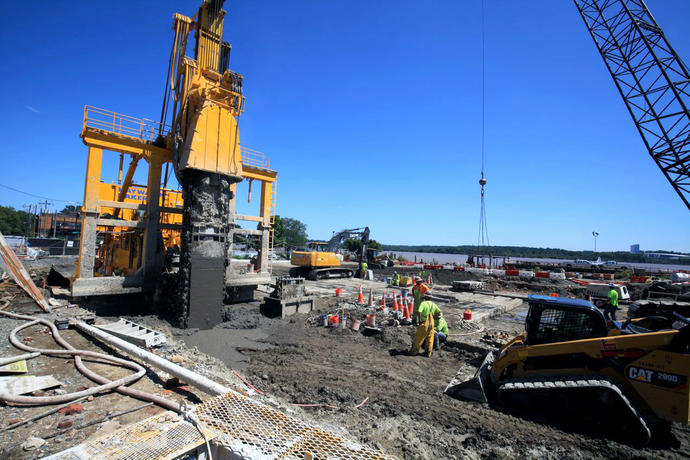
[35,212,81,238]
[630,244,640,253]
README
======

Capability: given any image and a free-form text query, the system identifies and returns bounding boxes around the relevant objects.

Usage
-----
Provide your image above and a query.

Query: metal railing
[240,146,270,169]
[82,105,170,142]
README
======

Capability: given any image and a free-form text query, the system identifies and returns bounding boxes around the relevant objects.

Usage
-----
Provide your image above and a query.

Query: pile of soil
[237,298,690,459]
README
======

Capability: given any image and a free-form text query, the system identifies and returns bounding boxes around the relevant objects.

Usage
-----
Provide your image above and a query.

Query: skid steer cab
[524,296,610,344]
[446,295,690,445]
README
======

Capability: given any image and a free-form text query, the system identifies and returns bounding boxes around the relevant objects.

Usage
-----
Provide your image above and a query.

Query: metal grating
[44,411,211,460]
[48,392,394,459]
[197,391,395,459]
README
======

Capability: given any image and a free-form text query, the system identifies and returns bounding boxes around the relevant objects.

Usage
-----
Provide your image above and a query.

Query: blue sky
[1,1,689,252]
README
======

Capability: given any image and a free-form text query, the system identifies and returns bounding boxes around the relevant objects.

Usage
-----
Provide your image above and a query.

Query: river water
[381,250,690,271]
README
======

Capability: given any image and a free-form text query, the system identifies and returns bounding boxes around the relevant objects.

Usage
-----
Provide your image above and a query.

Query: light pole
[592,231,600,252]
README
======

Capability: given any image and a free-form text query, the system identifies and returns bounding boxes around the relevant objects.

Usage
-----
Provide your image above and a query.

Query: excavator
[71,0,277,329]
[447,0,690,443]
[290,227,371,280]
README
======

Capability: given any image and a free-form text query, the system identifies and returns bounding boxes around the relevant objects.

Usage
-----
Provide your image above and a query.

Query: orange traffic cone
[358,285,364,305]
[393,295,399,311]
[404,300,411,320]
[380,292,386,307]
[368,288,374,307]
[427,274,432,284]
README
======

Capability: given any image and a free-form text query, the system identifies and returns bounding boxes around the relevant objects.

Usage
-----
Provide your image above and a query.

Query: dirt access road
[240,297,690,460]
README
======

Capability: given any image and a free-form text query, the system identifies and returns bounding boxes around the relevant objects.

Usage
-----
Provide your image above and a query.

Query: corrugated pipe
[73,320,231,396]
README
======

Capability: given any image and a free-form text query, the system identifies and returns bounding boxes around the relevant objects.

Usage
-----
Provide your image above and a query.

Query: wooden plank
[0,232,51,312]
[234,214,261,223]
[231,228,263,236]
[98,200,145,211]
[97,218,145,228]
[0,375,62,396]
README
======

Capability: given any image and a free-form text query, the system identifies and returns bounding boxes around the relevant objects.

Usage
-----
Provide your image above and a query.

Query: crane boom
[574,0,690,210]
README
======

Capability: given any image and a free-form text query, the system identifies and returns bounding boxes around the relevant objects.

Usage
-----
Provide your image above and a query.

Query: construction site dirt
[1,258,689,459]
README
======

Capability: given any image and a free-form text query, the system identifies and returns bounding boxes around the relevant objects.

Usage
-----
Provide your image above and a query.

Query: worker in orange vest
[412,276,430,324]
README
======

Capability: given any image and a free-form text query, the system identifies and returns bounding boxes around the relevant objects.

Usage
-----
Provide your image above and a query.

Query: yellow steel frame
[75,106,277,283]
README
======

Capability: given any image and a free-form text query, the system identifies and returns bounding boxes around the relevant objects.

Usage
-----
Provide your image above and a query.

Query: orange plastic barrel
[366,314,376,327]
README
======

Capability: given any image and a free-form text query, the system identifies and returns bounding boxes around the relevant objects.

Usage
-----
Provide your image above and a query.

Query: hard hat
[423,291,433,299]
[609,282,615,287]
[414,276,422,282]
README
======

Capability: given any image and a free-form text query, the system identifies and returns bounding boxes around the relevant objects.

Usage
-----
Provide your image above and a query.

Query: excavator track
[307,267,355,281]
[289,267,355,280]
[497,376,651,445]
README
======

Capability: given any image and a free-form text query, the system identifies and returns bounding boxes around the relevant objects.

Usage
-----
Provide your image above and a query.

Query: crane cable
[478,0,490,247]
[481,0,485,179]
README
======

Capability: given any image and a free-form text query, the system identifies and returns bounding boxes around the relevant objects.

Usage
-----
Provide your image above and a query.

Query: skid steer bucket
[444,351,495,403]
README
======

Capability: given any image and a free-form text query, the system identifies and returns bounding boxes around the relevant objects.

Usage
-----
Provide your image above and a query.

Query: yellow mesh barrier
[48,391,394,459]
[45,411,211,460]
[197,391,394,459]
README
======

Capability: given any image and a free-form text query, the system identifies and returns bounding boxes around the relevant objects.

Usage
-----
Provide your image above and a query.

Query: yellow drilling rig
[72,0,276,329]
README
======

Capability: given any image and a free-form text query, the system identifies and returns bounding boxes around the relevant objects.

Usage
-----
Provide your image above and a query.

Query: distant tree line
[380,244,690,265]
[0,206,32,236]
[0,205,81,238]
[273,215,308,249]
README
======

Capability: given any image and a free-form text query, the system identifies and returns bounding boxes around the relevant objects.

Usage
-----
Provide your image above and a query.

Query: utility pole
[37,200,52,237]
[38,199,52,214]
[22,204,36,254]
[592,231,600,253]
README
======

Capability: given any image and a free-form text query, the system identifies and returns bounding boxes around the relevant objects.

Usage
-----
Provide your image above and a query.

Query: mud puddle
[180,327,273,369]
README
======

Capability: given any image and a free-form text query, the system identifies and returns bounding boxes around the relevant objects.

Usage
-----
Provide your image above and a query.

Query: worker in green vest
[434,316,449,350]
[605,283,619,321]
[392,272,400,286]
[411,292,441,357]
[360,261,368,279]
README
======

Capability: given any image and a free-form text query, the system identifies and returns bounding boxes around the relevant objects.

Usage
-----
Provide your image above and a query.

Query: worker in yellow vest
[605,283,619,321]
[411,292,441,357]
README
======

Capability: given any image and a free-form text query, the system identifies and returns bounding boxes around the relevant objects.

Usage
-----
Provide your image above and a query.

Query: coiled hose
[0,308,178,411]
